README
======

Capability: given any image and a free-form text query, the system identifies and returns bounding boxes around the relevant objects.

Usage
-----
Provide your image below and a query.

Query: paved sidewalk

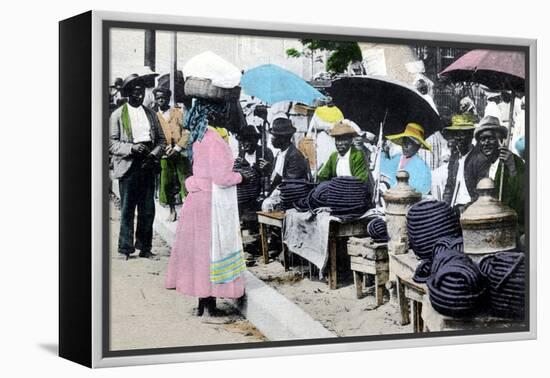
[109,203,266,351]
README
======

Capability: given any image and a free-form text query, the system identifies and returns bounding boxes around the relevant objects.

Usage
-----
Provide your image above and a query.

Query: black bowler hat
[269,117,296,135]
[120,73,144,97]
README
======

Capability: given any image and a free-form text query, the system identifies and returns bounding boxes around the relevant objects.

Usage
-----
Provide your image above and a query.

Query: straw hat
[330,120,358,137]
[444,114,476,131]
[386,123,432,151]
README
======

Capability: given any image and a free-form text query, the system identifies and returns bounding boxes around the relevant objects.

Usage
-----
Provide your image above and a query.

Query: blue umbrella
[241,64,324,106]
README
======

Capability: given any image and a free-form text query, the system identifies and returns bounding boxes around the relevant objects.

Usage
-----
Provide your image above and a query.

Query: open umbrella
[241,64,324,106]
[439,49,525,92]
[326,76,442,137]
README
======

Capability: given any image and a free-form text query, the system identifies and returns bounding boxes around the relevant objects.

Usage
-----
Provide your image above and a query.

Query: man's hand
[240,169,255,183]
[258,158,271,172]
[165,145,179,158]
[131,143,150,156]
[499,144,516,174]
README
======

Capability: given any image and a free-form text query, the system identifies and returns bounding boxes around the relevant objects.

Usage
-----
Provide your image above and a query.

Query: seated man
[465,115,525,234]
[381,123,432,195]
[261,117,310,212]
[317,120,369,183]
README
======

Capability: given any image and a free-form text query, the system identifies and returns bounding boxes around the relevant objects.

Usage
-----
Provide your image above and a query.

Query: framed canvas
[59,10,537,368]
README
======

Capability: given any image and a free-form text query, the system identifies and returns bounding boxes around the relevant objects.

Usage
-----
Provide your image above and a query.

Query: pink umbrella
[439,49,525,92]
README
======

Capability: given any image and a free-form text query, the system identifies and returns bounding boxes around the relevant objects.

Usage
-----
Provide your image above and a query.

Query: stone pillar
[460,178,517,262]
[383,171,421,282]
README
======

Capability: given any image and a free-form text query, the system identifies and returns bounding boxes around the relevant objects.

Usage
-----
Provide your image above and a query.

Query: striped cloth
[294,176,371,221]
[427,249,487,317]
[367,217,389,243]
[413,236,464,283]
[479,251,526,319]
[407,200,462,261]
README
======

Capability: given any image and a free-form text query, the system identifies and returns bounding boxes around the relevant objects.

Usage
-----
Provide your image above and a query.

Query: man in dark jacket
[261,117,310,211]
[465,115,525,234]
[109,73,166,259]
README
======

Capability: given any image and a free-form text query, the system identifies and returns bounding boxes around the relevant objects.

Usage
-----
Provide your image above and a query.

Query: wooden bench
[327,219,370,290]
[389,252,427,332]
[421,297,526,332]
[347,237,389,307]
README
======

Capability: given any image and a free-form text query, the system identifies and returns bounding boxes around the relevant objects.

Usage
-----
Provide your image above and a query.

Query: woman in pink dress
[165,101,249,316]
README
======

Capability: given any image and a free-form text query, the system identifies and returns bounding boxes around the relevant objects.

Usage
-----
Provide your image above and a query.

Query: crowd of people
[109,65,526,316]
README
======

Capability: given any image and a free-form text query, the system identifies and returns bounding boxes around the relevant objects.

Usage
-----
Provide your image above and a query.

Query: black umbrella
[326,76,442,138]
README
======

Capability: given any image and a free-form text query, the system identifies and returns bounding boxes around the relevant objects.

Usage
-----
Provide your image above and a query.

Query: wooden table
[257,211,369,288]
[389,252,427,332]
[257,211,288,268]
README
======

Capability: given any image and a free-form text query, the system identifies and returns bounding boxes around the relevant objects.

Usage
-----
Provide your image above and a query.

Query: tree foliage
[285,39,362,73]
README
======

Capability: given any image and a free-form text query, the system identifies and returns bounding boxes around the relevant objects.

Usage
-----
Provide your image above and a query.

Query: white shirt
[336,149,352,177]
[451,151,472,206]
[489,159,500,180]
[272,147,289,180]
[245,151,256,167]
[127,105,151,143]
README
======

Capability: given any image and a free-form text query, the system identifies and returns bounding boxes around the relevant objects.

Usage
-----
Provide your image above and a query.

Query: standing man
[465,115,525,234]
[154,87,191,222]
[442,114,476,209]
[109,74,166,259]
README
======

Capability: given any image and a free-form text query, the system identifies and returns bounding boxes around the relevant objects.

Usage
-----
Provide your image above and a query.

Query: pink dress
[165,129,245,298]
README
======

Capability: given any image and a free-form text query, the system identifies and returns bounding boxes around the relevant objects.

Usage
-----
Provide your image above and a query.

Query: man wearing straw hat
[441,114,476,209]
[317,120,369,183]
[109,73,166,259]
[380,123,432,194]
[465,115,525,234]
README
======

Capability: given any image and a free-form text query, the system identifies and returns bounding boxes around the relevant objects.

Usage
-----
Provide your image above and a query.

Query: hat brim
[330,130,358,137]
[269,129,296,135]
[386,133,432,151]
[474,125,508,139]
[444,125,476,131]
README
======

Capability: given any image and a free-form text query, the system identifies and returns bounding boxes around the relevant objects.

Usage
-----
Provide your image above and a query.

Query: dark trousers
[118,162,156,255]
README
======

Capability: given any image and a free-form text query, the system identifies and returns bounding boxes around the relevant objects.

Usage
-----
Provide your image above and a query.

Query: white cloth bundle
[183,51,242,89]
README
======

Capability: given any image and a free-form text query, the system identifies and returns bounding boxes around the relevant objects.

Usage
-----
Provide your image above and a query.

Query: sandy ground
[249,258,412,337]
[109,202,266,351]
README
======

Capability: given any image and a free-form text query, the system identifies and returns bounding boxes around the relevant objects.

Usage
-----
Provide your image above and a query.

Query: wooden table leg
[281,231,289,271]
[328,237,338,290]
[353,271,363,299]
[259,222,268,264]
[412,301,424,333]
[397,277,410,325]
[375,274,384,307]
